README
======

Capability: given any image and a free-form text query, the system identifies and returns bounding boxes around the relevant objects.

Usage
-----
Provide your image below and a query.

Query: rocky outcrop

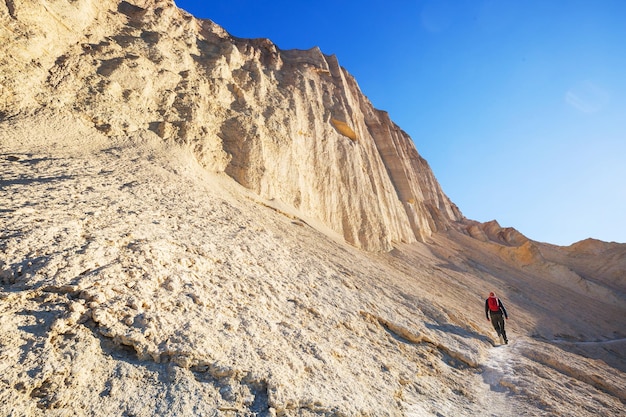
[465,220,529,247]
[0,0,462,251]
[458,220,626,308]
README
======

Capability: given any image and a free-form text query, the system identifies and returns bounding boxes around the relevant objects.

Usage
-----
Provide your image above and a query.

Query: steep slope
[2,114,625,416]
[0,0,461,252]
[1,1,625,416]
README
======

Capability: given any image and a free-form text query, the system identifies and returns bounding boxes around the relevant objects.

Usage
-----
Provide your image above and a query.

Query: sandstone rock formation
[1,0,461,252]
[1,1,625,417]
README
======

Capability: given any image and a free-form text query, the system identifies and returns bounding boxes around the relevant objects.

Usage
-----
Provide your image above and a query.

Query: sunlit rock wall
[0,0,463,251]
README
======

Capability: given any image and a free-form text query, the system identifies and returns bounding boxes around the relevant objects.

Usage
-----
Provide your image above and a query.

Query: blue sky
[175,0,626,245]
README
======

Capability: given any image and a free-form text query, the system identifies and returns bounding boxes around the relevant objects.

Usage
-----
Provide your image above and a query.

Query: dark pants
[490,312,507,342]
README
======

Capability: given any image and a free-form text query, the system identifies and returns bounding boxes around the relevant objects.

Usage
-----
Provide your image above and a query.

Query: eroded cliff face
[0,0,461,251]
[3,3,626,417]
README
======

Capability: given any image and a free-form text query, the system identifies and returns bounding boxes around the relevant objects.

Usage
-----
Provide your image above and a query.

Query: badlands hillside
[1,1,625,416]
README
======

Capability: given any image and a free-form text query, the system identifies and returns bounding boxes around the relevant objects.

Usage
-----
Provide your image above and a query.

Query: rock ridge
[0,0,462,251]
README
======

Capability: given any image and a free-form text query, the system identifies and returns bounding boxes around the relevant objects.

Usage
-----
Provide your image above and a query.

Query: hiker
[485,291,509,344]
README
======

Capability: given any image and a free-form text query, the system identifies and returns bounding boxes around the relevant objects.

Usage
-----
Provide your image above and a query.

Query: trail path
[403,338,518,417]
[478,336,560,416]
[476,340,515,417]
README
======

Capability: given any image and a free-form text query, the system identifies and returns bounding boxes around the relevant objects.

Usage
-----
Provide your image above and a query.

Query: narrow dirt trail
[476,340,515,417]
[476,337,563,417]
[401,336,519,416]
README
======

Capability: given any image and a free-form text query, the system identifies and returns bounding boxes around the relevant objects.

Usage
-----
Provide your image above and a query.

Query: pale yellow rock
[0,2,624,417]
[1,0,461,251]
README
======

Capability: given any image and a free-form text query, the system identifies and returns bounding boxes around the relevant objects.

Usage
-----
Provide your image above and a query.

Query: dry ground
[1,111,624,416]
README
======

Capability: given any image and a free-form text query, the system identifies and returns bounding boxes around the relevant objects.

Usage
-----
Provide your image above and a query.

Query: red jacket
[485,296,508,320]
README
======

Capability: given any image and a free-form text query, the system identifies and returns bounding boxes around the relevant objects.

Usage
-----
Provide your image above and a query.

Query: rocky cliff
[2,2,625,417]
[1,0,461,251]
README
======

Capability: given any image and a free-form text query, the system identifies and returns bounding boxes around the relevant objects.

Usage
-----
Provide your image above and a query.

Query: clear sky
[174,0,626,245]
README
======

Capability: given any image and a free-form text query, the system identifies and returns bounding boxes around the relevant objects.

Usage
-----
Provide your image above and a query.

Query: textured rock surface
[2,117,625,416]
[1,1,625,417]
[1,0,461,251]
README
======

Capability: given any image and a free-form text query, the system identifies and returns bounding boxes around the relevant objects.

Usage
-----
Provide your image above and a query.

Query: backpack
[487,296,500,312]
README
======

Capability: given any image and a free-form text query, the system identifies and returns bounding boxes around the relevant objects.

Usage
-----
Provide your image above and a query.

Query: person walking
[485,291,509,344]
